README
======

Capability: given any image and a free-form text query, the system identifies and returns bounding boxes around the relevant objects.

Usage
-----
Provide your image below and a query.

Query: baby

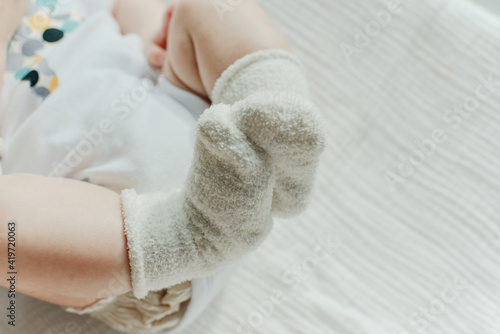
[0,0,324,332]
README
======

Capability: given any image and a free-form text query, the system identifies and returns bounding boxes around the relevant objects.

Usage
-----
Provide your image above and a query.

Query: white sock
[121,49,326,299]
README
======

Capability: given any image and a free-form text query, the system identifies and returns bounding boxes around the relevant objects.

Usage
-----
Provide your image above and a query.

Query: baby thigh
[0,174,132,309]
[168,0,291,97]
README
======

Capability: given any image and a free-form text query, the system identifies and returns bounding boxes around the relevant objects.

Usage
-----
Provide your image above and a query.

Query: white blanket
[2,0,500,333]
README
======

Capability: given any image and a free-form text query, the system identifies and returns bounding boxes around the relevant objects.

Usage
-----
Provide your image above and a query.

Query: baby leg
[0,174,132,309]
[121,90,325,298]
[156,0,291,98]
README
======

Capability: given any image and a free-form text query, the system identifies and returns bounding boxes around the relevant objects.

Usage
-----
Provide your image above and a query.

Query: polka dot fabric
[5,0,83,99]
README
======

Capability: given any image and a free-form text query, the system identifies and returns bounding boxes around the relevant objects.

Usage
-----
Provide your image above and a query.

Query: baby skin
[0,0,324,311]
[115,0,291,99]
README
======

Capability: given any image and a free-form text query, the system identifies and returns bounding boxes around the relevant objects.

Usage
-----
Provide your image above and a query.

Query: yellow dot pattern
[32,55,43,66]
[29,13,52,31]
[49,76,59,92]
[5,0,84,99]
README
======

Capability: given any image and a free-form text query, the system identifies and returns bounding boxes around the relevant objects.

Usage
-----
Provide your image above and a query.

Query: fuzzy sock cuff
[210,49,311,105]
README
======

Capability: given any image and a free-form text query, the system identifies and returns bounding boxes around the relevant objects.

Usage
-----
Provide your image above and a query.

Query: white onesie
[0,1,241,333]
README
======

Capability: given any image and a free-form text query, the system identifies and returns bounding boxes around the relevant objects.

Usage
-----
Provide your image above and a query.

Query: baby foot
[232,91,326,217]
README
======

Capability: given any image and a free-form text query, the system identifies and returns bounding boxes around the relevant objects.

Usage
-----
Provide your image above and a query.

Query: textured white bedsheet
[2,0,500,333]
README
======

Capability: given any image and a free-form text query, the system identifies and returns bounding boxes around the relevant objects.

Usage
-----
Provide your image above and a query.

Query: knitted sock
[121,49,326,299]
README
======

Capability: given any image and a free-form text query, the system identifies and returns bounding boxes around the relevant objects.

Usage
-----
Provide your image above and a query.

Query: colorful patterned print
[5,0,83,99]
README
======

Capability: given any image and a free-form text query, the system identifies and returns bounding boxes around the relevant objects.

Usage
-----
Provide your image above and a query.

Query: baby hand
[145,1,176,70]
[143,1,202,97]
